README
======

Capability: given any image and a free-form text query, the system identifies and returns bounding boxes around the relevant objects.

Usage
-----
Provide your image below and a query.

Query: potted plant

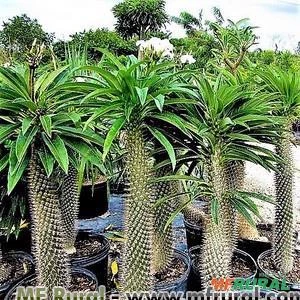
[181,73,278,288]
[0,44,103,295]
[256,67,300,291]
[81,49,194,292]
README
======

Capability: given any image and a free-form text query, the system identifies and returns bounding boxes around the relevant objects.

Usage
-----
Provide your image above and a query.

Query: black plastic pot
[4,267,98,300]
[154,249,191,293]
[79,180,109,219]
[1,229,32,253]
[188,246,257,292]
[237,223,272,260]
[71,231,110,287]
[257,249,300,292]
[0,251,34,299]
[184,219,203,250]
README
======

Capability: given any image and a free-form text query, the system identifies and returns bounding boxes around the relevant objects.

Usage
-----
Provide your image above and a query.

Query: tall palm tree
[181,73,278,286]
[0,58,102,291]
[257,67,300,274]
[82,50,193,292]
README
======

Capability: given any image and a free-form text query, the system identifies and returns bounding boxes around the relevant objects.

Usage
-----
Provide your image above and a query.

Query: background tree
[171,11,204,35]
[0,14,54,61]
[112,0,169,39]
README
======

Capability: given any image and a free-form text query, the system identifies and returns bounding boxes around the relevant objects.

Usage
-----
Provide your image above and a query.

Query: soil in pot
[258,249,300,290]
[154,249,191,293]
[4,267,98,300]
[79,178,109,219]
[71,231,109,287]
[188,247,257,292]
[0,251,34,298]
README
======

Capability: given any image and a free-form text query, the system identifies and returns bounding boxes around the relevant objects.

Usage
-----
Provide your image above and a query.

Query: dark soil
[69,274,97,291]
[190,248,255,278]
[260,252,300,283]
[231,255,255,278]
[0,255,32,286]
[257,226,273,242]
[71,236,105,258]
[155,258,186,285]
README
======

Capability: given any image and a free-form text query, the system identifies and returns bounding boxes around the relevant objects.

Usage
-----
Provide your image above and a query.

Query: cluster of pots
[184,218,300,296]
[2,179,299,298]
[0,180,192,298]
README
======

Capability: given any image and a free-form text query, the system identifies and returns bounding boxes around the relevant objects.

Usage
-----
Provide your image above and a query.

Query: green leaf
[0,124,19,143]
[7,145,29,194]
[15,126,38,162]
[0,153,9,172]
[42,135,69,173]
[38,150,55,177]
[154,94,165,112]
[135,87,148,105]
[40,115,52,137]
[148,126,176,170]
[152,112,189,135]
[22,117,34,134]
[103,116,126,161]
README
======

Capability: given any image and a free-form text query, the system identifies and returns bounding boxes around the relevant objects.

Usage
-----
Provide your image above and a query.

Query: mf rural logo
[211,277,290,291]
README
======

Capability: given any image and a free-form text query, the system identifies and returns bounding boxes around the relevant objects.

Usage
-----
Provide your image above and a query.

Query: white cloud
[0,0,299,50]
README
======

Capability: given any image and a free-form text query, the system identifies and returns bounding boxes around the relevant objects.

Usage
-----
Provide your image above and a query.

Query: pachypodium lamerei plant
[182,73,278,286]
[257,67,300,274]
[82,50,193,292]
[0,47,102,292]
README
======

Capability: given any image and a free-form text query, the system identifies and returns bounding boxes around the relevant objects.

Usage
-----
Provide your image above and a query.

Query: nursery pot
[79,179,109,219]
[1,229,32,253]
[0,251,34,299]
[257,249,300,292]
[184,219,204,250]
[71,231,110,286]
[237,223,272,260]
[154,249,191,293]
[4,267,98,300]
[188,246,257,292]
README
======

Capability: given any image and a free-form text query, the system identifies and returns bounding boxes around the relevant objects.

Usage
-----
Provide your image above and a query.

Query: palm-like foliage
[112,0,169,39]
[210,19,258,73]
[0,63,102,291]
[256,67,300,274]
[182,72,278,286]
[171,11,204,35]
[82,51,193,292]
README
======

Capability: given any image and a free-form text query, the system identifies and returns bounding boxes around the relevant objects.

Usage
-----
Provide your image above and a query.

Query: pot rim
[188,246,258,279]
[257,249,300,288]
[0,251,34,293]
[154,248,191,290]
[4,267,98,300]
[71,232,110,264]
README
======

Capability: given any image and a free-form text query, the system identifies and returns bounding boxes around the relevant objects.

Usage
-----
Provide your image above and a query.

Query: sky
[0,0,299,51]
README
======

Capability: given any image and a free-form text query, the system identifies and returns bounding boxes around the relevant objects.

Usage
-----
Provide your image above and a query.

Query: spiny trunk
[200,152,231,288]
[60,165,80,253]
[153,166,177,274]
[273,130,295,273]
[224,161,260,241]
[0,248,11,282]
[121,127,154,292]
[27,150,70,292]
[199,216,232,288]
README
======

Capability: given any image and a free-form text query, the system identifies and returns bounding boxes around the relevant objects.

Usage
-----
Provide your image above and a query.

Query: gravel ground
[244,144,300,231]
